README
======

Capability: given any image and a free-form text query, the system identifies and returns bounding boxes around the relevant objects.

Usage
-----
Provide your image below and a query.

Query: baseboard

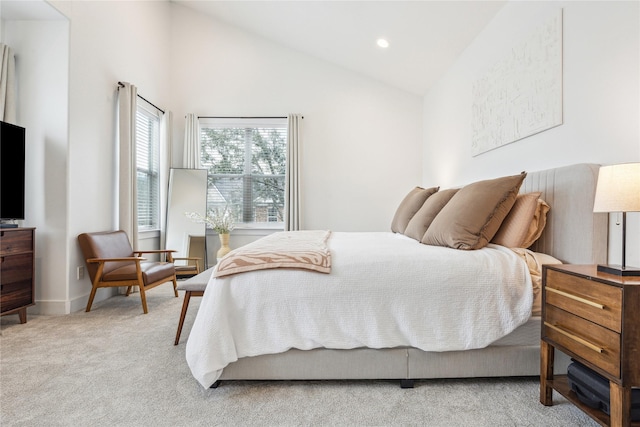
[31,288,118,315]
[29,300,70,315]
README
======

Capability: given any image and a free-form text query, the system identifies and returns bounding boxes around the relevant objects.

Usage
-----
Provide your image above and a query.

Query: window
[200,118,287,227]
[136,102,161,230]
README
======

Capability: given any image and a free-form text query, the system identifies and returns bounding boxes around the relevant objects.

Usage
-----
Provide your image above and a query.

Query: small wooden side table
[540,264,640,427]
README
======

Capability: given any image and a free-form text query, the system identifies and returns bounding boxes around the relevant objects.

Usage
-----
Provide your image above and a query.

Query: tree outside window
[200,118,287,227]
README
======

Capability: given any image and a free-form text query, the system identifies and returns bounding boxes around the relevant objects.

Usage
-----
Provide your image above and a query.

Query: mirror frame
[166,168,208,269]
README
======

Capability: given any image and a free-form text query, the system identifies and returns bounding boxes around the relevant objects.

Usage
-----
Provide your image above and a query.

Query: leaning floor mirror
[166,168,208,277]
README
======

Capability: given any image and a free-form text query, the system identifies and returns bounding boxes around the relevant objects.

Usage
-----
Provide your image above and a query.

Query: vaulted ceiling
[174,1,507,95]
[0,0,507,96]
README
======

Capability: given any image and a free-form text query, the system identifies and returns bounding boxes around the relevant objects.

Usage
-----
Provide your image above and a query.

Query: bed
[186,163,607,389]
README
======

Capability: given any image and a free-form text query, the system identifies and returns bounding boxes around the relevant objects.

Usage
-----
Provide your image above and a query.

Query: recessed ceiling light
[376,38,389,49]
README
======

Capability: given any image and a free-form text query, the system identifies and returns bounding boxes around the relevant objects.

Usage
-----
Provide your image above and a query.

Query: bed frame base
[217,345,572,386]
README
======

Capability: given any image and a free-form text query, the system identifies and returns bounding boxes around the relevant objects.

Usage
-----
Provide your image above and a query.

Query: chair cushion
[102,261,175,285]
[175,265,198,272]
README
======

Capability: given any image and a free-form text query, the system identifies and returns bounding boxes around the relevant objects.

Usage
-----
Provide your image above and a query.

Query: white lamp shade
[593,163,640,213]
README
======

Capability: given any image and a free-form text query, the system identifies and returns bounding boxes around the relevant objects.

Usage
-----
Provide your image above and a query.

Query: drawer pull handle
[544,322,604,353]
[546,287,605,310]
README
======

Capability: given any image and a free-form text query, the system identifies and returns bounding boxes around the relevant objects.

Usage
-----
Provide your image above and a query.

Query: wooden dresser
[540,264,640,427]
[0,227,35,323]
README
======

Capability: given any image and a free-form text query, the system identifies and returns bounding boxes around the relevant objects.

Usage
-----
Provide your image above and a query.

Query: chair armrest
[134,249,177,255]
[86,257,145,263]
[86,256,146,283]
[135,250,177,262]
[172,257,202,261]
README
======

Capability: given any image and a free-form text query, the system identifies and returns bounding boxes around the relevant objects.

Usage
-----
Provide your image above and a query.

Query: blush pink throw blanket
[214,230,332,278]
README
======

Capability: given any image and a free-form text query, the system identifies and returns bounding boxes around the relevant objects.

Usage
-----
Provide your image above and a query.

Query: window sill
[207,225,283,237]
[139,229,160,240]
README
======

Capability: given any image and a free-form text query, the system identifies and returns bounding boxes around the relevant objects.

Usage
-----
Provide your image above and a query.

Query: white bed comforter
[186,232,533,388]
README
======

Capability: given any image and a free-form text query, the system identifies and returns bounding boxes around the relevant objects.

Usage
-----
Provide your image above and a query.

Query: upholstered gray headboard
[522,163,608,265]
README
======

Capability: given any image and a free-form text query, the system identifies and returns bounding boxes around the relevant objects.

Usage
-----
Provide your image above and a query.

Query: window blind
[136,103,161,230]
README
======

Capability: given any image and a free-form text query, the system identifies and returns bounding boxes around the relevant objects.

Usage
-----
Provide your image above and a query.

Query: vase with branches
[185,206,235,234]
[185,206,235,261]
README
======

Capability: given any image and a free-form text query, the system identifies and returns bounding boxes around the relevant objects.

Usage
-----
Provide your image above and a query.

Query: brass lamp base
[597,264,640,277]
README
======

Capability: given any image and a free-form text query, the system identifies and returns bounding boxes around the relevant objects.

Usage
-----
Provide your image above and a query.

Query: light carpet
[0,286,598,426]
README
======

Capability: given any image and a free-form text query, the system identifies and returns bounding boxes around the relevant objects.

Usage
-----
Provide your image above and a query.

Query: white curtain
[160,111,173,250]
[0,43,17,124]
[183,113,200,168]
[285,114,302,231]
[117,82,139,250]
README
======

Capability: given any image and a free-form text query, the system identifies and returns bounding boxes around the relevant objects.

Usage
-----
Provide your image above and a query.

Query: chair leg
[172,277,178,297]
[86,284,99,312]
[139,286,149,314]
[125,286,133,296]
[174,291,192,345]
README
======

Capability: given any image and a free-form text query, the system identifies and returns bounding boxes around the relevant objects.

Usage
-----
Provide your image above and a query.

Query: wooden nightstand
[540,264,640,427]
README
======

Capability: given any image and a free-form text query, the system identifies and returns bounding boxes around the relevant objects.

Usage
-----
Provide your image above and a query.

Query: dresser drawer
[0,229,33,255]
[544,304,620,377]
[0,253,33,284]
[545,269,622,332]
[0,283,33,313]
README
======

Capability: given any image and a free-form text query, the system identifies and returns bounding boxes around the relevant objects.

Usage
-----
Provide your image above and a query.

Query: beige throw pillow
[404,189,459,241]
[422,172,527,250]
[521,198,550,248]
[491,192,549,248]
[492,192,545,248]
[390,186,439,234]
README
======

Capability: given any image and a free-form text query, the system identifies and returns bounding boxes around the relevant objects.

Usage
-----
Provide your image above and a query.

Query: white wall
[423,1,640,266]
[50,0,172,312]
[2,17,69,314]
[169,4,424,232]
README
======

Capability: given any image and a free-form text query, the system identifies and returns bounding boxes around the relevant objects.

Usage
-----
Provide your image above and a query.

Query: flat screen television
[0,121,26,224]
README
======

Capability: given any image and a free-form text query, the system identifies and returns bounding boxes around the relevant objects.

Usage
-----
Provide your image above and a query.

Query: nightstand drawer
[545,269,622,332]
[544,305,620,377]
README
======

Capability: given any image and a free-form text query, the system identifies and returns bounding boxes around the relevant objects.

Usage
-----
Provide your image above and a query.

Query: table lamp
[593,162,640,276]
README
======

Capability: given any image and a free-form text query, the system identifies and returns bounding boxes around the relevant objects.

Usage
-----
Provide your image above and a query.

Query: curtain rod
[117,82,165,114]
[198,116,303,119]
